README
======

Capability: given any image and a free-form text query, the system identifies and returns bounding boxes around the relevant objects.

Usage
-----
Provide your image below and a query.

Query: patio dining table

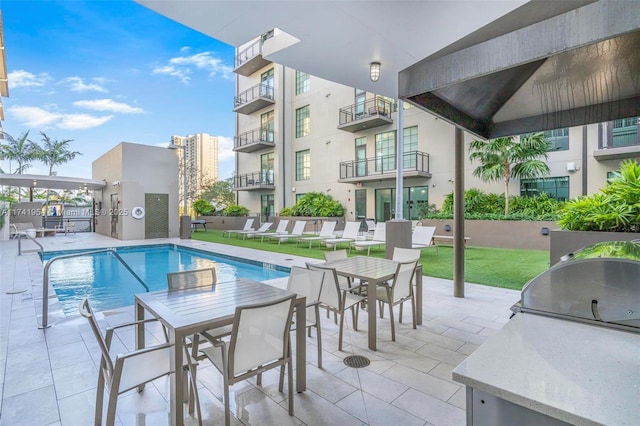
[323,256,423,350]
[134,278,307,425]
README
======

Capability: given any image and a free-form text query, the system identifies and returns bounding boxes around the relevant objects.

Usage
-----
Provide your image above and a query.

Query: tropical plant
[36,132,81,176]
[0,130,38,174]
[469,133,550,215]
[558,160,640,232]
[201,177,235,209]
[280,192,345,217]
[223,204,249,217]
[192,199,215,216]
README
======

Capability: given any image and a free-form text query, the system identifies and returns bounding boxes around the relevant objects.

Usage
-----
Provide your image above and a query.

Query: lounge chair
[267,220,306,245]
[236,222,272,239]
[297,220,337,248]
[257,219,289,242]
[412,225,439,255]
[323,221,361,250]
[365,219,376,236]
[352,222,386,255]
[222,218,254,238]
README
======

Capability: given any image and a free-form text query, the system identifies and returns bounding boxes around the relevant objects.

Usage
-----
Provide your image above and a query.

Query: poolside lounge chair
[323,221,361,250]
[412,225,439,255]
[297,220,336,248]
[267,220,306,245]
[365,219,376,236]
[257,219,289,242]
[236,222,272,239]
[351,222,386,255]
[222,218,254,238]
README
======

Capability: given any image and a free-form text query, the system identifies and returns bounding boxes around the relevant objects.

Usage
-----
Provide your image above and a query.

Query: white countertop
[452,314,640,426]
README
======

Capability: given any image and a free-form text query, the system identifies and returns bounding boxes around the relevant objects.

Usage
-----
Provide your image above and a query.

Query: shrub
[280,192,345,217]
[558,160,640,232]
[192,199,215,216]
[223,204,250,217]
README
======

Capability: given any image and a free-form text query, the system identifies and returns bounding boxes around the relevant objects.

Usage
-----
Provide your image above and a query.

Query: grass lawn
[192,230,549,291]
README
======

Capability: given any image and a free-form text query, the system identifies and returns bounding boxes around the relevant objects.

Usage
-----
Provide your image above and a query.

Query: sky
[1,0,236,180]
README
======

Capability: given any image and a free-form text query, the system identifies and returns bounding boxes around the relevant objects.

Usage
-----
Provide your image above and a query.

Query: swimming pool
[41,244,290,314]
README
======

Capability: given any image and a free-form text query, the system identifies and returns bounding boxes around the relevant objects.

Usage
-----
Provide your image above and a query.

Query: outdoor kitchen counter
[452,313,640,426]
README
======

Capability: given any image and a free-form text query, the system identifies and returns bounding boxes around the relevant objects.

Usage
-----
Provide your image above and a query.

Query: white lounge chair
[267,220,306,245]
[365,219,376,236]
[222,218,254,238]
[352,222,386,255]
[297,221,337,248]
[236,222,272,239]
[257,219,289,241]
[412,225,439,255]
[323,221,361,250]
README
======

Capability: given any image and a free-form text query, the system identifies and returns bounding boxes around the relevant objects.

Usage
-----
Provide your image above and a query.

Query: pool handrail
[17,232,44,256]
[40,248,149,329]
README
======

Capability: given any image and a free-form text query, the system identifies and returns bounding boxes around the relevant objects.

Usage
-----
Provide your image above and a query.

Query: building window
[260,30,274,43]
[374,185,428,222]
[355,88,366,118]
[261,194,274,219]
[355,136,367,177]
[375,131,396,172]
[520,176,569,201]
[607,171,621,184]
[261,110,275,142]
[295,149,310,181]
[295,71,310,95]
[260,68,274,97]
[543,128,569,151]
[296,105,310,138]
[611,117,639,147]
[260,152,274,185]
[355,189,367,219]
[295,193,306,203]
[403,126,418,168]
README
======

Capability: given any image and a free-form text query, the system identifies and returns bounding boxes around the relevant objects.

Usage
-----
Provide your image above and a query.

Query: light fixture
[32,179,37,187]
[370,61,381,82]
[541,227,550,236]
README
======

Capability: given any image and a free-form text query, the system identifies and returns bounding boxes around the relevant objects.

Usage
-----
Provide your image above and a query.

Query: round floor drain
[343,355,370,368]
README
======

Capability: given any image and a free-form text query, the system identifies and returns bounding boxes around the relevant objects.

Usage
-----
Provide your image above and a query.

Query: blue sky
[1,0,236,179]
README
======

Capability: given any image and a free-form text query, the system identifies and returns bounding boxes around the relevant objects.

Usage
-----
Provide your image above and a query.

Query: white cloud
[73,99,144,114]
[64,76,108,93]
[8,70,52,89]
[8,105,113,130]
[216,136,235,161]
[153,51,233,84]
[180,46,191,53]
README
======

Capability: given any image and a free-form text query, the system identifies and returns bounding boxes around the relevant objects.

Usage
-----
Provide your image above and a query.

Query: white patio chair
[351,222,386,255]
[236,222,272,239]
[323,221,361,250]
[377,255,420,341]
[412,225,439,255]
[365,219,376,236]
[306,263,365,351]
[79,298,201,425]
[285,266,325,367]
[222,218,254,238]
[199,294,296,426]
[267,220,306,244]
[257,219,289,241]
[297,220,337,248]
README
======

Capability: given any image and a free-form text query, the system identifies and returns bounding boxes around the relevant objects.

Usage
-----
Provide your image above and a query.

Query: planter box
[419,219,557,251]
[550,229,640,265]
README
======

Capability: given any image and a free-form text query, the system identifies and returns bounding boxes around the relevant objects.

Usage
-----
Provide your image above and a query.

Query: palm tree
[0,130,38,174]
[37,132,81,176]
[469,133,550,215]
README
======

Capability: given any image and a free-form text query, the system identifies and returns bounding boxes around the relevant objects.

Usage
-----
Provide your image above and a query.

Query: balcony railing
[234,170,275,191]
[595,118,640,161]
[234,83,275,114]
[337,97,395,132]
[234,127,275,152]
[234,40,272,76]
[338,151,430,182]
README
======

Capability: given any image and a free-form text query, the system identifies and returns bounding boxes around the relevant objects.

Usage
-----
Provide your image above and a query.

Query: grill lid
[514,240,640,332]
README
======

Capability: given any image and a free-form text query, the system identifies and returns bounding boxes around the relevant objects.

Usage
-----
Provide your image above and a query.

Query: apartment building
[170,133,219,203]
[233,35,640,223]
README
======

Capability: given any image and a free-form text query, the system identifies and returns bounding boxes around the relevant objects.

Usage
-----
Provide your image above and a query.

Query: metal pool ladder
[17,233,44,256]
[40,248,149,329]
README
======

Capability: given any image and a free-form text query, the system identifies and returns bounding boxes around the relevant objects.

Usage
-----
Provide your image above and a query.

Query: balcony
[234,170,275,191]
[234,40,272,76]
[234,128,275,153]
[234,83,275,115]
[338,151,431,183]
[594,118,640,160]
[337,97,394,132]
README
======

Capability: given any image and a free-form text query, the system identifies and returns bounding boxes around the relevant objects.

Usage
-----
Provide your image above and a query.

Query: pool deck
[0,232,520,425]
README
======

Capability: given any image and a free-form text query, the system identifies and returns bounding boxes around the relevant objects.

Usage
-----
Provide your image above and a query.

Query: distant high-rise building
[171,133,219,203]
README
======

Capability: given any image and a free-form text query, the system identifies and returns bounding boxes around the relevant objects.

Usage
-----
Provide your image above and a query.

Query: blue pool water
[42,244,289,314]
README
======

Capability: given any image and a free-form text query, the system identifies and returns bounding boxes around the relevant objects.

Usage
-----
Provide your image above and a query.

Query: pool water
[42,244,289,314]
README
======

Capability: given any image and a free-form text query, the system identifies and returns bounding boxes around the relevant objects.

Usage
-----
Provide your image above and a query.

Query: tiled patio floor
[0,233,520,425]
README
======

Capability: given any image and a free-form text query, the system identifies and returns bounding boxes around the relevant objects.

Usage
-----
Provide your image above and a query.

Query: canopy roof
[0,174,106,191]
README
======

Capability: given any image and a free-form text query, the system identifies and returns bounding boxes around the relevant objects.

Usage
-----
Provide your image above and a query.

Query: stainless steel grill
[512,240,640,333]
